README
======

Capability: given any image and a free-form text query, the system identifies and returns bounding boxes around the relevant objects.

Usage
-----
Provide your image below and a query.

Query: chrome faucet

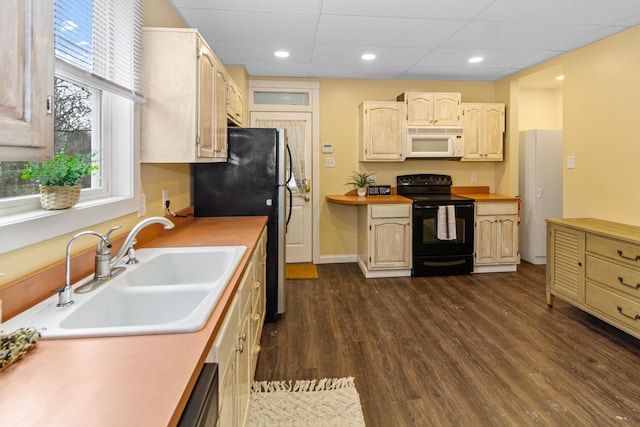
[52,231,112,307]
[109,216,175,268]
[75,216,175,294]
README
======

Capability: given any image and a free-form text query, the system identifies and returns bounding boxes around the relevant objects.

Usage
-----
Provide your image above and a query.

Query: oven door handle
[413,203,474,209]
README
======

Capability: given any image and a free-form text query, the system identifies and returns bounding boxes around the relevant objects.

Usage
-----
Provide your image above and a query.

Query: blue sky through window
[54,0,93,70]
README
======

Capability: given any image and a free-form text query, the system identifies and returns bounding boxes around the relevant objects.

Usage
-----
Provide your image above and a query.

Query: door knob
[304,195,311,202]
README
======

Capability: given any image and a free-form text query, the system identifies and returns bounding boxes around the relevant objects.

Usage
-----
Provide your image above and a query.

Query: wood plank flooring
[254,262,640,426]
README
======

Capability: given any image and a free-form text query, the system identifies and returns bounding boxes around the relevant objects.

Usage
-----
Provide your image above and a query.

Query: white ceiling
[168,0,640,81]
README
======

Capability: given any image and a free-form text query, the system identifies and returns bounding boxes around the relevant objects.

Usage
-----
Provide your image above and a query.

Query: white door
[251,112,313,263]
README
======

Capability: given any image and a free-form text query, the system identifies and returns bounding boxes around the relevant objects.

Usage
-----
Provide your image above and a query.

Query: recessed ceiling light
[274,51,290,58]
[556,75,565,81]
[468,56,484,63]
[361,53,376,61]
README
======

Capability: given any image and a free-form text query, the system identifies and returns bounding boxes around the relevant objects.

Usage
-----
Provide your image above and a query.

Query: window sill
[0,195,138,254]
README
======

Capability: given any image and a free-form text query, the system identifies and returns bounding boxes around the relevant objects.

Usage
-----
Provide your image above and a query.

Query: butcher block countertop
[326,194,413,205]
[452,186,520,203]
[0,216,267,427]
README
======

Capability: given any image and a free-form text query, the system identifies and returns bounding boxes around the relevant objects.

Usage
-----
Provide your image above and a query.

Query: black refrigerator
[194,128,287,322]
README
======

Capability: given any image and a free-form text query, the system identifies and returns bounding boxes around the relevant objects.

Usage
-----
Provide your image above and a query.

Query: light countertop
[0,216,268,427]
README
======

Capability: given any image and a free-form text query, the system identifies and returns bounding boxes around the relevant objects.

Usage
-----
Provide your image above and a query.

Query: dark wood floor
[255,262,640,426]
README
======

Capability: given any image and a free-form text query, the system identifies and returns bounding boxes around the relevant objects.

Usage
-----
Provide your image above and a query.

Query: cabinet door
[496,215,519,263]
[433,93,461,126]
[481,104,504,160]
[462,104,482,160]
[547,224,585,304]
[218,353,236,427]
[369,219,411,268]
[237,303,251,427]
[405,93,434,126]
[360,102,404,161]
[475,215,497,264]
[0,0,54,162]
[214,65,228,158]
[197,38,215,159]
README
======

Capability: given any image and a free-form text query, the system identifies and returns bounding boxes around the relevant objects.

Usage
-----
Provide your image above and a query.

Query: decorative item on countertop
[1,327,41,372]
[345,171,376,197]
[367,185,391,196]
[21,146,98,210]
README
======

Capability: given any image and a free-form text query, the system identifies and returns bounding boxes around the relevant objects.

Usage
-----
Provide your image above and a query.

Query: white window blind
[54,0,143,102]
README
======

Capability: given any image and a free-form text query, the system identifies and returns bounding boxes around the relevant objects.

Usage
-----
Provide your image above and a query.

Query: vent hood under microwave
[405,127,464,159]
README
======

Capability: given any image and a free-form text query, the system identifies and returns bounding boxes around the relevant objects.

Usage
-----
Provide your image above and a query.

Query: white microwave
[405,127,464,159]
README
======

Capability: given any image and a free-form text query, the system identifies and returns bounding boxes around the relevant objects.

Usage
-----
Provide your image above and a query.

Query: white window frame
[0,0,141,255]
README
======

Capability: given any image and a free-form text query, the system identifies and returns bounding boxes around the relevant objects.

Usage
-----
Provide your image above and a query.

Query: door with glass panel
[251,112,312,263]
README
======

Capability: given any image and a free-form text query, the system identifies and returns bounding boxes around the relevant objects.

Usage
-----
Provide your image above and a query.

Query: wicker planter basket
[39,185,81,210]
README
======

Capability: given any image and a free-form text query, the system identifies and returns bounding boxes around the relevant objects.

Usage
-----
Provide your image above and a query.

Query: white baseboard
[317,254,358,264]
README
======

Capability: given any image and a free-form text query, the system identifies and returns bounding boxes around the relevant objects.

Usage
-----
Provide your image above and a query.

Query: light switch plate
[567,156,575,169]
[325,157,336,168]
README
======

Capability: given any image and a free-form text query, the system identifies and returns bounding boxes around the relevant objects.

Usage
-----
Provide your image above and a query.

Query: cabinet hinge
[46,96,53,114]
[196,135,200,146]
[369,225,372,230]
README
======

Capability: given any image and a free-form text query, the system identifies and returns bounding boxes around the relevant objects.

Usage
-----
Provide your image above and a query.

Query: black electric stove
[397,174,475,276]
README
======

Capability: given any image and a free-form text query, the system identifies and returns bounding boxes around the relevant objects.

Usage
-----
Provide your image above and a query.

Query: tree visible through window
[0,77,95,198]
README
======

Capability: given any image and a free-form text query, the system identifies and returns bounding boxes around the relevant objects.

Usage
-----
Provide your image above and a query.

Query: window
[0,0,143,254]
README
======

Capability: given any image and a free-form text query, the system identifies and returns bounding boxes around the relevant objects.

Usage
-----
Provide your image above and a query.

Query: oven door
[412,203,475,276]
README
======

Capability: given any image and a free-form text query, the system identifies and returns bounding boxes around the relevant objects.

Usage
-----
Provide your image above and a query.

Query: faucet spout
[110,216,175,268]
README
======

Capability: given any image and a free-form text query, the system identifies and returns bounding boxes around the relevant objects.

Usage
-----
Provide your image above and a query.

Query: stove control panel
[397,174,452,186]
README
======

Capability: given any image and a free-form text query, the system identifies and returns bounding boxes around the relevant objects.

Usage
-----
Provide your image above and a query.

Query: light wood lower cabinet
[474,201,520,273]
[208,226,267,427]
[357,204,412,278]
[547,218,640,340]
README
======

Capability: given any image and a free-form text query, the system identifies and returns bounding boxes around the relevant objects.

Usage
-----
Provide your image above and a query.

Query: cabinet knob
[239,333,247,342]
[252,313,261,321]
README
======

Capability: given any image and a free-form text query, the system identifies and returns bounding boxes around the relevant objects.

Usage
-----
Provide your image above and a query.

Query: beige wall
[500,25,640,224]
[519,88,563,131]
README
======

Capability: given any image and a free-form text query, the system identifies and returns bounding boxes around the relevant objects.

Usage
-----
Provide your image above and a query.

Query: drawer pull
[618,276,640,290]
[617,250,640,262]
[616,306,640,321]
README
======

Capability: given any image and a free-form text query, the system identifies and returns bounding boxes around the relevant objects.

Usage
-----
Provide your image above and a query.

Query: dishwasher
[178,363,218,426]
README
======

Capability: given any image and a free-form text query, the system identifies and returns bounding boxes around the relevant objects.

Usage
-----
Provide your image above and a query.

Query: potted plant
[345,171,375,197]
[21,149,98,210]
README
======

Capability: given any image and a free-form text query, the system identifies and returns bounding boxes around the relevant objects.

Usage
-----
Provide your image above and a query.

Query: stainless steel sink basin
[3,246,246,339]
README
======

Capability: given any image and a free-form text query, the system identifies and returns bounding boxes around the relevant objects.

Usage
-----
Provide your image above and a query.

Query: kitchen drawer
[476,202,518,216]
[586,282,640,334]
[586,254,640,299]
[370,204,411,219]
[586,234,640,268]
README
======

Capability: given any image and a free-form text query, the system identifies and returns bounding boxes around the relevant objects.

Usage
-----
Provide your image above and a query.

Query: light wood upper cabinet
[461,103,505,161]
[397,92,461,127]
[359,101,405,161]
[227,77,244,126]
[0,0,54,162]
[141,28,227,163]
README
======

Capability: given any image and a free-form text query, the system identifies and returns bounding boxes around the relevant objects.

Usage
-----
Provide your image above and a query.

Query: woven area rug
[285,263,319,279]
[249,377,366,426]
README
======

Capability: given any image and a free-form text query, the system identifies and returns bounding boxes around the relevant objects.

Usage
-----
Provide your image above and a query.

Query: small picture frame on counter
[367,185,391,196]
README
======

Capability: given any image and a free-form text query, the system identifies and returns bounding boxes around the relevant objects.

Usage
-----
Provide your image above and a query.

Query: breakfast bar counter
[0,216,267,427]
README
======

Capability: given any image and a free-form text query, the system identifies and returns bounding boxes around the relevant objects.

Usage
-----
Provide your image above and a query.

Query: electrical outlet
[325,157,336,168]
[138,194,146,217]
[471,172,478,183]
[162,189,169,210]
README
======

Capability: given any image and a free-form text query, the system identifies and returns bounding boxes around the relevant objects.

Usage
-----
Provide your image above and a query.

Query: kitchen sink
[2,246,246,339]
